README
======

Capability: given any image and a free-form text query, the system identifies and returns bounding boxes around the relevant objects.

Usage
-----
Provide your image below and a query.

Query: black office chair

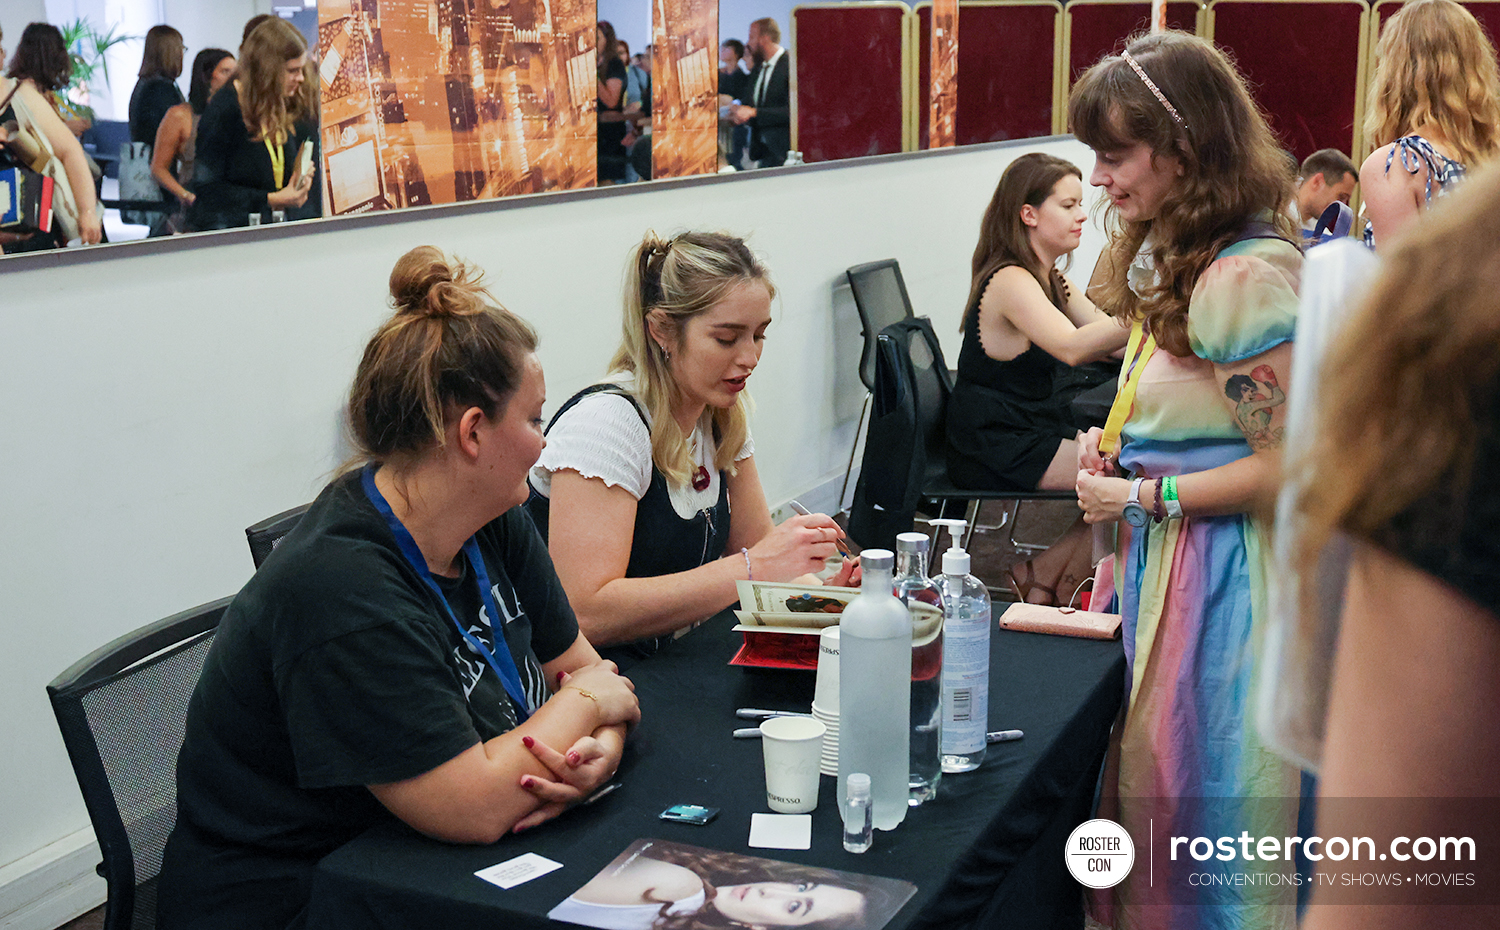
[847,317,1075,558]
[839,260,918,510]
[245,503,311,569]
[47,597,232,930]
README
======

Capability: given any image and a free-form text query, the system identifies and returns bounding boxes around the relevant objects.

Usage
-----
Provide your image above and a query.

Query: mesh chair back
[245,503,311,569]
[48,598,231,930]
[846,260,916,392]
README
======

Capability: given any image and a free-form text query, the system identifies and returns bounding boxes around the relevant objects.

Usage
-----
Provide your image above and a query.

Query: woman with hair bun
[1070,31,1303,927]
[528,231,855,666]
[1360,0,1500,247]
[157,247,638,930]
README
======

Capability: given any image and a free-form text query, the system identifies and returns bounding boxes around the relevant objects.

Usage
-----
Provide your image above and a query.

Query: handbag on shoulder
[1,83,80,241]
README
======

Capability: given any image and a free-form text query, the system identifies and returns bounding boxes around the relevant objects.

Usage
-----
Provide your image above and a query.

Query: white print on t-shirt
[450,579,546,716]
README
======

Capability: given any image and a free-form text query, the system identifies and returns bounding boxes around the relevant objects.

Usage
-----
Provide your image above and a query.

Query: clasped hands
[1075,427,1132,525]
[513,660,638,832]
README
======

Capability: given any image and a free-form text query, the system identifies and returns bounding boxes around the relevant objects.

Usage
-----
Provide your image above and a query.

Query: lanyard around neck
[265,138,286,189]
[1098,319,1156,460]
[361,466,531,721]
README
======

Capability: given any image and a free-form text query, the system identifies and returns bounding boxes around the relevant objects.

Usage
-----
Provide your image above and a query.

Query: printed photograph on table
[316,0,598,216]
[650,0,718,178]
[548,839,917,929]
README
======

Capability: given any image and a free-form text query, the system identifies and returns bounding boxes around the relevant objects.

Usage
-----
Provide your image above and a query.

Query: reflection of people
[553,843,876,929]
[732,19,790,168]
[0,25,103,250]
[1297,165,1500,930]
[528,231,854,666]
[190,18,318,230]
[128,25,185,147]
[597,21,629,184]
[151,48,235,235]
[1070,31,1303,926]
[6,22,90,137]
[156,247,639,930]
[945,153,1127,605]
[1359,0,1500,248]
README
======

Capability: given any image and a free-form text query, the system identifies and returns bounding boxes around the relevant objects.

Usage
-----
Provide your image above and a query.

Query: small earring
[660,344,670,360]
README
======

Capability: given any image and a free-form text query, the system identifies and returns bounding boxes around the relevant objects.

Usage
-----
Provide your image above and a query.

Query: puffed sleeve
[1187,240,1301,364]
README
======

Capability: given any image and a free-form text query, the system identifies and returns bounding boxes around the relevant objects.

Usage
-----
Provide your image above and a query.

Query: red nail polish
[522,777,533,788]
[514,822,528,834]
[567,752,580,765]
[522,735,534,748]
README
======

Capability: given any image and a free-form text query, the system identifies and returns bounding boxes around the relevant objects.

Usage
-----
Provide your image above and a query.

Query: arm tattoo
[1224,365,1286,450]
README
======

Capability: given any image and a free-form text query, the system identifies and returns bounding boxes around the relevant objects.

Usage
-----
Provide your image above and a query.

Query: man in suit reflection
[731,18,790,168]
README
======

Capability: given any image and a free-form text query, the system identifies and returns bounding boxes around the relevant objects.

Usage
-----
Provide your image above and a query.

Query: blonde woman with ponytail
[529,231,856,666]
[158,247,638,930]
[190,17,319,229]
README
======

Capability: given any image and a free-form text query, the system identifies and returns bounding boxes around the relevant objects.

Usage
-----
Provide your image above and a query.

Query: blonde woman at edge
[1359,0,1500,248]
[529,232,856,667]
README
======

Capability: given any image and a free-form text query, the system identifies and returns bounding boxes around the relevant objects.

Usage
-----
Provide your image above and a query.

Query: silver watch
[1123,477,1149,527]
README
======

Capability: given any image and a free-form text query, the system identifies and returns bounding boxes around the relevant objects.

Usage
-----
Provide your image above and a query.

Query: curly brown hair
[1068,31,1299,357]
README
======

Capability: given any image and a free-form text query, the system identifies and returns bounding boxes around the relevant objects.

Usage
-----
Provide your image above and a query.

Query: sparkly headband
[1121,49,1186,129]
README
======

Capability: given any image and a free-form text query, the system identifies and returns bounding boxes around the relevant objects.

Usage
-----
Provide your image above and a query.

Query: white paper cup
[813,626,841,713]
[761,715,827,813]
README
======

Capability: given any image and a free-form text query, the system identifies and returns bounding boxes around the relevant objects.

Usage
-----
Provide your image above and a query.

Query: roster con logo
[1067,819,1136,889]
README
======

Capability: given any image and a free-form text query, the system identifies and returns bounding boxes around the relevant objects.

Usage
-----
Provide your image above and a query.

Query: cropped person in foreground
[157,246,638,929]
[1298,164,1500,930]
[529,231,854,667]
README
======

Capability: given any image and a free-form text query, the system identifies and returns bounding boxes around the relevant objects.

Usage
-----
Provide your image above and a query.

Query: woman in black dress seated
[528,231,855,666]
[157,247,638,930]
[947,153,1128,604]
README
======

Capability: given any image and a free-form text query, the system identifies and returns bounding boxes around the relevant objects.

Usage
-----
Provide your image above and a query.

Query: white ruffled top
[529,383,753,520]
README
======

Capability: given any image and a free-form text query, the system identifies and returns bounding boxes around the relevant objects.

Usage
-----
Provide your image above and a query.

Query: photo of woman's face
[712,881,865,927]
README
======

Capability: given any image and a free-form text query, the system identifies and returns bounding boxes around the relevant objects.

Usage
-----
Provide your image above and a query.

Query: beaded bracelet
[742,547,754,581]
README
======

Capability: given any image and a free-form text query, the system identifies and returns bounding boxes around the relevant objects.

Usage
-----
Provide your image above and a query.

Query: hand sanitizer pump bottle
[931,520,991,773]
[837,549,911,830]
[894,532,943,805]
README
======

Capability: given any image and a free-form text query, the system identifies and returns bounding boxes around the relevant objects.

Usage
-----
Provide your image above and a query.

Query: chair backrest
[846,259,917,392]
[854,317,952,516]
[245,503,311,569]
[47,597,232,930]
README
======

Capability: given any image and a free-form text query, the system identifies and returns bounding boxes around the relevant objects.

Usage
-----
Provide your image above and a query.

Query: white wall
[0,135,1102,925]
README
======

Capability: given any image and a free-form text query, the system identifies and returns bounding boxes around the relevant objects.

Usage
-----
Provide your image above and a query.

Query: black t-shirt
[157,472,579,930]
[1373,376,1500,611]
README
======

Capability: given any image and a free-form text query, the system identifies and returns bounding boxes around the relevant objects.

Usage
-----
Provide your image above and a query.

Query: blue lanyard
[361,465,531,721]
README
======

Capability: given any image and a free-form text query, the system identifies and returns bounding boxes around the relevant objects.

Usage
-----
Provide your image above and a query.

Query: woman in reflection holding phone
[189,17,318,230]
[528,231,855,667]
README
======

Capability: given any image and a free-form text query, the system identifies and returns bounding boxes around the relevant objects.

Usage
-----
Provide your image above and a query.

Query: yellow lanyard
[1098,319,1156,459]
[265,138,286,189]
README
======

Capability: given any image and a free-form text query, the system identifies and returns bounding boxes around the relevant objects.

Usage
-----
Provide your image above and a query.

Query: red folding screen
[917,2,1061,148]
[1066,2,1203,82]
[792,4,910,162]
[1208,0,1367,160]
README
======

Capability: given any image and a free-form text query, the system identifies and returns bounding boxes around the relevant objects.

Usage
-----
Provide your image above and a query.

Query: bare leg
[1009,440,1093,604]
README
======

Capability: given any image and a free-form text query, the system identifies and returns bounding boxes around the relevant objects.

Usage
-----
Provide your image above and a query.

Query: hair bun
[389,245,484,319]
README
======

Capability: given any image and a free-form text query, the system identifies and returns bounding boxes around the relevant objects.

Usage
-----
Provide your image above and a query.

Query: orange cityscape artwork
[649,0,718,178]
[930,0,958,149]
[317,0,598,215]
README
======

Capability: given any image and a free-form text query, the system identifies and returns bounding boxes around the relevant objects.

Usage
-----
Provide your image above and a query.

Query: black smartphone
[659,804,719,825]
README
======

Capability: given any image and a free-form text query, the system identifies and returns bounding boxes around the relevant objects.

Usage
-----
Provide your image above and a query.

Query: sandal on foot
[1006,561,1059,606]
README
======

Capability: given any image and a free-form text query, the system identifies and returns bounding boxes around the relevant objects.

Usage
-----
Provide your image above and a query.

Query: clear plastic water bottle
[837,550,911,831]
[842,773,873,853]
[894,532,943,805]
[932,521,990,773]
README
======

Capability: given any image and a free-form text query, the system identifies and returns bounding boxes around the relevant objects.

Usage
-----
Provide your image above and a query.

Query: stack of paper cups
[812,626,840,777]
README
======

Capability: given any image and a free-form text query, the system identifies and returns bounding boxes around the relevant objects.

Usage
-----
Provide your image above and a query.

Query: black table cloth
[306,613,1125,930]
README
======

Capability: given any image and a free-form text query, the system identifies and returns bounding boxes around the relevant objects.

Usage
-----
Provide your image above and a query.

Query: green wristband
[1163,475,1178,502]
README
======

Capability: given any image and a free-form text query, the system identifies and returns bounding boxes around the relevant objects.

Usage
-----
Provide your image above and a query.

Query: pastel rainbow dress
[1095,236,1303,929]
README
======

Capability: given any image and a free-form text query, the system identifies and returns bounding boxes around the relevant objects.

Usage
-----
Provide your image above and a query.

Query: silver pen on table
[986,729,1024,743]
[736,707,813,720]
[733,727,763,739]
[786,500,853,559]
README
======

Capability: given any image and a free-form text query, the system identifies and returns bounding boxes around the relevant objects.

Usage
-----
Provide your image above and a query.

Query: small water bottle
[842,773,873,853]
[246,212,262,226]
[894,532,943,805]
[270,209,287,223]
